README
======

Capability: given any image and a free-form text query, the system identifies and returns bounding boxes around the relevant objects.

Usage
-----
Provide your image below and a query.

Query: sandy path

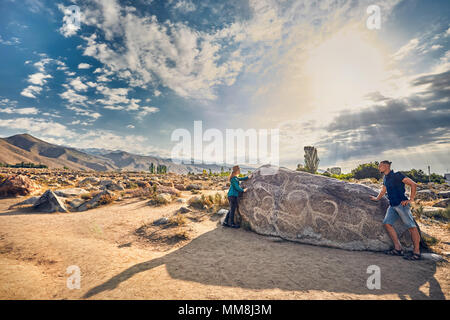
[0,194,448,300]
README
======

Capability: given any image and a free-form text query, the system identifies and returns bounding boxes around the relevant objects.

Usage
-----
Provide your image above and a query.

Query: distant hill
[0,133,255,173]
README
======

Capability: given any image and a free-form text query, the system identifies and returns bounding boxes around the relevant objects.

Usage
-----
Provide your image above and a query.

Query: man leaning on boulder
[370,160,421,261]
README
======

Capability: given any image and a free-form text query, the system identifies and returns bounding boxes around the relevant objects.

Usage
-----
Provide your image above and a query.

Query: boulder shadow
[83,227,445,299]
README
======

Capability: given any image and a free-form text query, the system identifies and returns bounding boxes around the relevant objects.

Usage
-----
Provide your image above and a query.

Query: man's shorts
[383,203,416,229]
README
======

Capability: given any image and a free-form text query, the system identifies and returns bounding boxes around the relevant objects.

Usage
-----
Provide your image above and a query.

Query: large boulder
[33,190,68,213]
[0,174,39,197]
[239,165,413,251]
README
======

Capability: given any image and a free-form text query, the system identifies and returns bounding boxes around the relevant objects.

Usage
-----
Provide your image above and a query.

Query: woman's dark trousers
[226,196,238,225]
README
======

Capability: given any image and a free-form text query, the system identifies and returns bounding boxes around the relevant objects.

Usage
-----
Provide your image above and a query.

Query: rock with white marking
[238,165,412,251]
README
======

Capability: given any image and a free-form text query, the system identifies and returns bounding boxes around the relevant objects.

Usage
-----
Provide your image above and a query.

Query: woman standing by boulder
[223,165,251,228]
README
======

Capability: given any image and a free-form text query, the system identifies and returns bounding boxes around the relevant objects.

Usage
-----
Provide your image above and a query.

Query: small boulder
[177,206,192,214]
[416,190,437,201]
[68,198,85,209]
[153,217,169,226]
[54,188,89,197]
[33,190,68,213]
[421,253,444,262]
[78,177,100,186]
[104,182,124,191]
[186,183,202,190]
[0,174,39,197]
[437,191,450,199]
[77,190,115,212]
[216,208,229,216]
[432,198,450,208]
[157,193,172,203]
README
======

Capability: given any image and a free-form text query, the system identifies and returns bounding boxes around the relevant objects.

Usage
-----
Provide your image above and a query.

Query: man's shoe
[222,222,231,227]
[230,224,240,228]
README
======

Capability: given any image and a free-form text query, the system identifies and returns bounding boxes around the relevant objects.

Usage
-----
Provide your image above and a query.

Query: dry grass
[148,194,172,206]
[125,187,153,199]
[135,213,191,249]
[81,191,98,200]
[188,193,228,212]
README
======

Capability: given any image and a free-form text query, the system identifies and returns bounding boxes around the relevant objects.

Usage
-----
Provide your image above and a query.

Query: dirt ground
[0,192,448,300]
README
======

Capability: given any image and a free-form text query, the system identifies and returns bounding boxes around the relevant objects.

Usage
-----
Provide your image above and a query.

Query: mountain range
[0,133,254,173]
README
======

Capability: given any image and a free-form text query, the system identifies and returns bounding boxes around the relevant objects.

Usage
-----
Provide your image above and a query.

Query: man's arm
[370,185,386,201]
[402,177,417,206]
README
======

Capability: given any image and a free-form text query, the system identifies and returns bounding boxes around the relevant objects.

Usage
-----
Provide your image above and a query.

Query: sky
[0,0,449,174]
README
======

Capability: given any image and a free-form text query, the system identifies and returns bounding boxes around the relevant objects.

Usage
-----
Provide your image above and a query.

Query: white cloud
[137,106,159,119]
[392,38,419,61]
[69,77,89,91]
[58,4,81,37]
[0,35,20,46]
[126,124,135,129]
[27,72,52,85]
[59,88,88,105]
[0,117,75,138]
[173,0,196,13]
[76,0,244,100]
[0,107,39,115]
[21,85,42,98]
[78,63,92,69]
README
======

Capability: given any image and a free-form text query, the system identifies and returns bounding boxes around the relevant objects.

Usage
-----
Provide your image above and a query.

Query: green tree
[351,162,381,180]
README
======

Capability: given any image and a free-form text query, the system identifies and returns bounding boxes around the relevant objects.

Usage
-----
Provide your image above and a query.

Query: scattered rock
[157,193,172,203]
[99,179,113,186]
[174,184,186,191]
[33,190,68,213]
[77,190,116,212]
[238,165,413,251]
[157,186,180,195]
[54,188,89,197]
[186,183,202,190]
[153,217,169,226]
[78,177,100,186]
[432,198,450,208]
[104,182,124,191]
[437,191,450,199]
[0,174,39,197]
[421,253,444,262]
[68,198,85,209]
[216,208,229,215]
[416,190,437,201]
[177,206,191,214]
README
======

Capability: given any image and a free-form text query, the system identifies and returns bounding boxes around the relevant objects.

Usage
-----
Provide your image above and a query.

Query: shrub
[330,173,354,180]
[126,187,153,198]
[351,162,381,180]
[400,169,445,184]
[168,213,187,226]
[98,192,117,205]
[148,193,171,206]
[412,205,424,219]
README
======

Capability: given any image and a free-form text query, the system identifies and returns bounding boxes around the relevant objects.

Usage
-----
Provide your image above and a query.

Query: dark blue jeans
[226,196,238,225]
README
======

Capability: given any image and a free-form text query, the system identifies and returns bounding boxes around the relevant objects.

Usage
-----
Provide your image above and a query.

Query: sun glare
[305,27,389,114]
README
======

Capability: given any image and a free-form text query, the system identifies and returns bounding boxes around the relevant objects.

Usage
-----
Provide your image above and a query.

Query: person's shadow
[83,225,445,299]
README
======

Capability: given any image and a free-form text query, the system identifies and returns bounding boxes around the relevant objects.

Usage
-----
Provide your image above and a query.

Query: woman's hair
[229,165,240,181]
